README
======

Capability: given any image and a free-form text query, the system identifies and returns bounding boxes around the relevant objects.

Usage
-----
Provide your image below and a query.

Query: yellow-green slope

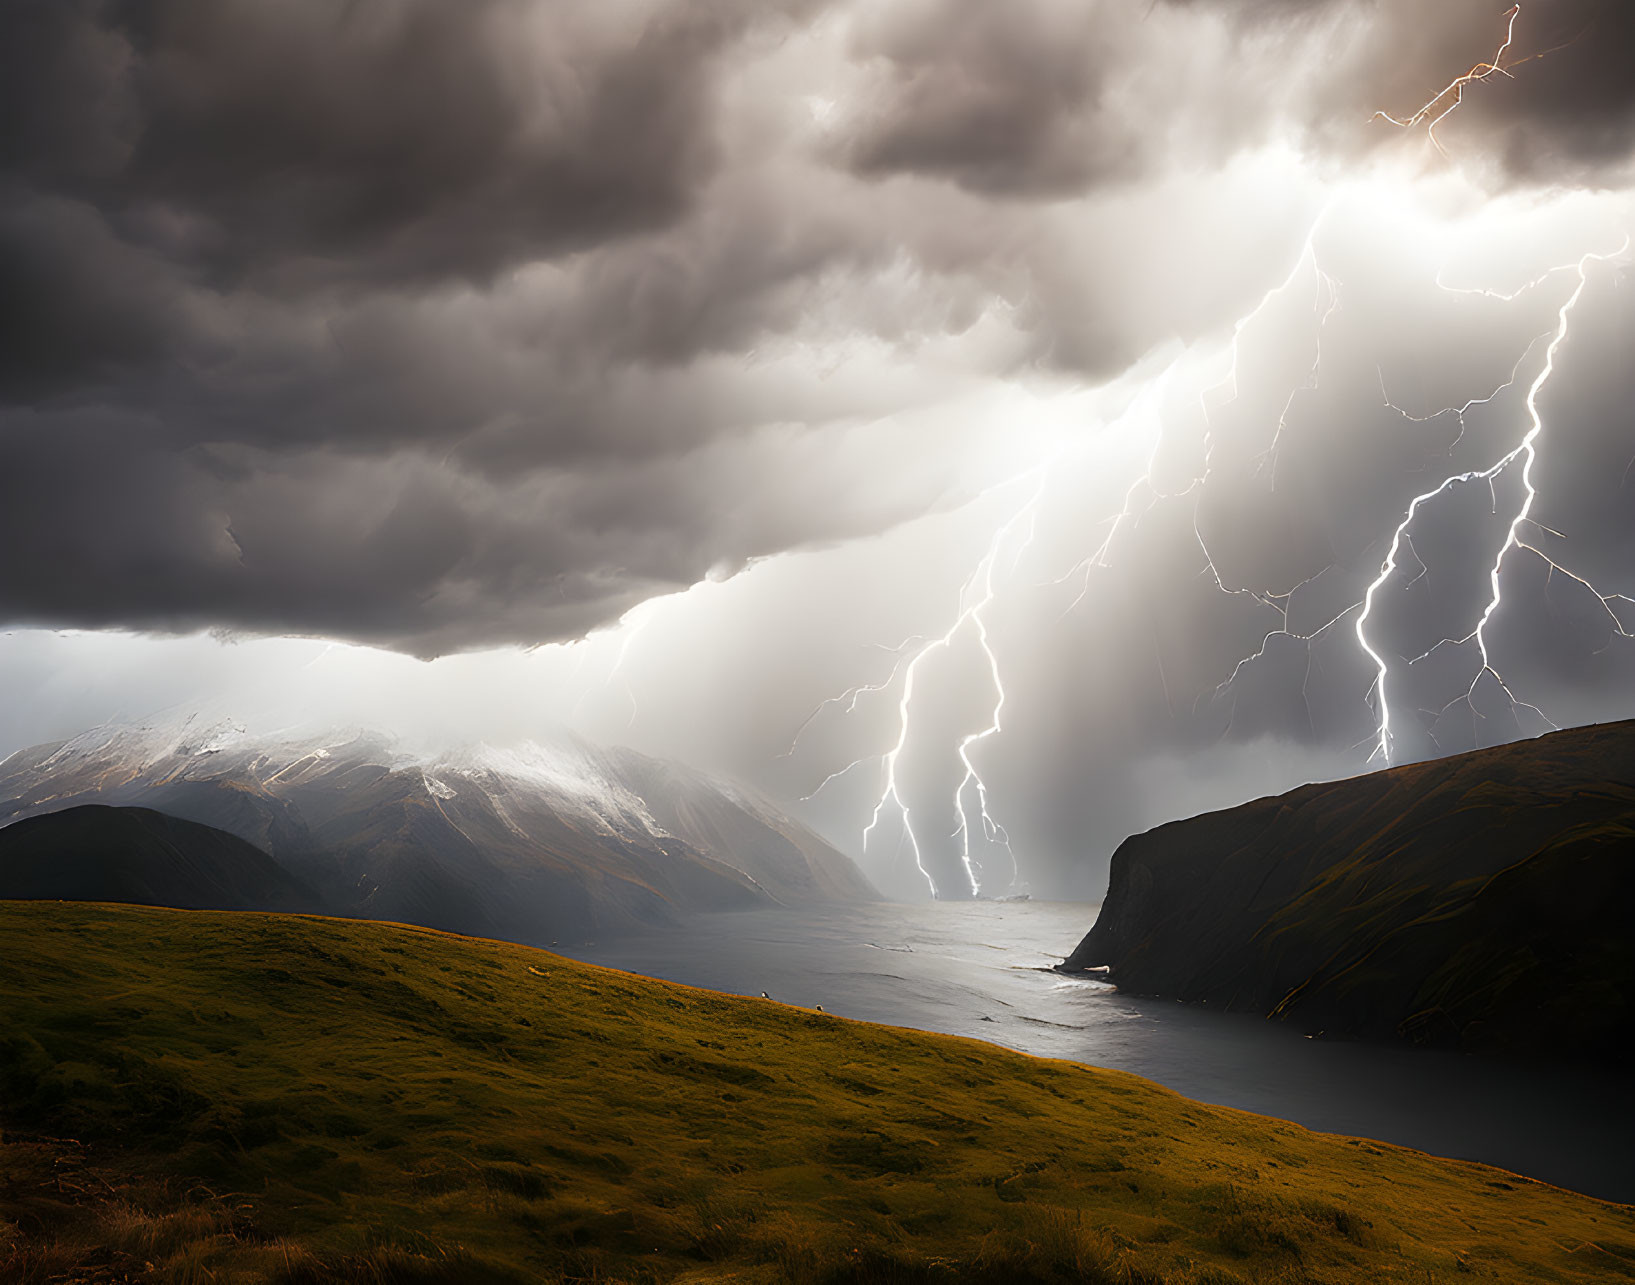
[1,901,1631,1284]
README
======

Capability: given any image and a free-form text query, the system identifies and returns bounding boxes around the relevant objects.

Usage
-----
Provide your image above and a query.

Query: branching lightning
[781,468,1046,896]
[778,637,931,765]
[777,3,1632,893]
[948,500,1039,895]
[1058,226,1339,618]
[794,226,1626,885]
[1356,241,1629,762]
[825,477,1045,898]
[788,218,1348,893]
[1372,4,1520,156]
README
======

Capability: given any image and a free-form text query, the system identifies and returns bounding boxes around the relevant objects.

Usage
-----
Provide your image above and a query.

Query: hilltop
[2,900,1632,1283]
[0,804,318,913]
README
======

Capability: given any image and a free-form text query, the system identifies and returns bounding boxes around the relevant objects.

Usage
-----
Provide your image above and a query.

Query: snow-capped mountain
[0,718,875,942]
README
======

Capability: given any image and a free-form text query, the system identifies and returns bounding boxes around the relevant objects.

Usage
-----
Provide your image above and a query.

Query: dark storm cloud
[838,0,1138,197]
[0,188,184,398]
[832,0,1635,200]
[3,0,773,293]
[0,421,672,656]
[0,395,979,656]
[0,0,849,397]
[0,0,893,652]
[1165,0,1635,184]
[2,0,1633,663]
[1465,0,1635,181]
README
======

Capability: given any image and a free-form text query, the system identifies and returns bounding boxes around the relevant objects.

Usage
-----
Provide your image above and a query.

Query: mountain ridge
[0,720,874,943]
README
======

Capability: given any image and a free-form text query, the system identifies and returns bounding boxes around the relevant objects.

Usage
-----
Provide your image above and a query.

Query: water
[554,900,1635,1203]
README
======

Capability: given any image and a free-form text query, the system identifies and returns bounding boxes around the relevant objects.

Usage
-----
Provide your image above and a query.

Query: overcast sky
[4,0,1633,898]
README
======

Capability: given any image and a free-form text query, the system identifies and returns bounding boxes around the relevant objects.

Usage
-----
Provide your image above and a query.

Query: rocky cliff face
[1062,722,1635,1060]
[0,721,875,942]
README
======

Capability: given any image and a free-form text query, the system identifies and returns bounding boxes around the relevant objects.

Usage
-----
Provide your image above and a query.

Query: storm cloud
[6,0,1632,654]
[3,0,1634,896]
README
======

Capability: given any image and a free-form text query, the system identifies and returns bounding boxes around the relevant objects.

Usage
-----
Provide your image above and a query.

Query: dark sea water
[553,900,1635,1203]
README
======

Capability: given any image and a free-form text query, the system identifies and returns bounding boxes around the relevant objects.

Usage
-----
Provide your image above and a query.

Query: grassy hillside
[2,902,1632,1284]
[1064,721,1635,1058]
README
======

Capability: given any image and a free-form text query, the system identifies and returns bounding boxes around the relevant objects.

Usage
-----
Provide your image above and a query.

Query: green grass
[1,901,1632,1283]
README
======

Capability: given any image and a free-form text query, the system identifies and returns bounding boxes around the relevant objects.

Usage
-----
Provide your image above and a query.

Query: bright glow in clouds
[4,163,1634,900]
[782,166,1632,895]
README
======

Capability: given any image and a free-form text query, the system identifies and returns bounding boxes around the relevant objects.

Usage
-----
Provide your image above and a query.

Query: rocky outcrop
[1062,722,1635,1060]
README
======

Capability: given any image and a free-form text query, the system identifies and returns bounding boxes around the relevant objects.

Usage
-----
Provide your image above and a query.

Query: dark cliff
[1062,722,1635,1060]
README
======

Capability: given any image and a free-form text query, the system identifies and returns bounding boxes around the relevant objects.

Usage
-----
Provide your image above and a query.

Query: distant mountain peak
[0,717,875,943]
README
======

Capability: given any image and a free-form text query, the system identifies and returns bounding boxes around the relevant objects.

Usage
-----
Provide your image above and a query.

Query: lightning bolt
[785,6,1627,895]
[1516,526,1635,648]
[865,478,1043,898]
[796,206,1344,893]
[1105,218,1353,738]
[792,474,1044,897]
[1375,335,1541,460]
[608,618,646,725]
[1372,4,1520,156]
[1057,221,1339,616]
[1354,338,1552,763]
[949,499,1040,895]
[1432,242,1630,741]
[1251,258,1340,488]
[1355,240,1628,763]
[777,636,931,764]
[568,597,663,728]
[1205,217,1337,442]
[1056,368,1187,615]
[1181,221,1362,736]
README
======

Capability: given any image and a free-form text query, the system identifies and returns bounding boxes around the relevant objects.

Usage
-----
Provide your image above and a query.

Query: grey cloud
[0,401,969,655]
[0,422,662,654]
[1168,0,1635,185]
[1464,0,1635,181]
[838,0,1137,197]
[20,0,773,291]
[2,0,1633,675]
[0,189,185,398]
[824,0,1623,215]
[0,0,784,405]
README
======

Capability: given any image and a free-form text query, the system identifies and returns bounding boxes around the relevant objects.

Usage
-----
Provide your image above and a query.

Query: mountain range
[0,720,873,941]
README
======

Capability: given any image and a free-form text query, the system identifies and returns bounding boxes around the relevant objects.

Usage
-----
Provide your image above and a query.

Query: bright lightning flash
[782,4,1631,894]
[1357,241,1630,762]
[831,477,1045,898]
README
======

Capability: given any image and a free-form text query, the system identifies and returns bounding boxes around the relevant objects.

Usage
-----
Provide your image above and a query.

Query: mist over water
[555,900,1635,1203]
